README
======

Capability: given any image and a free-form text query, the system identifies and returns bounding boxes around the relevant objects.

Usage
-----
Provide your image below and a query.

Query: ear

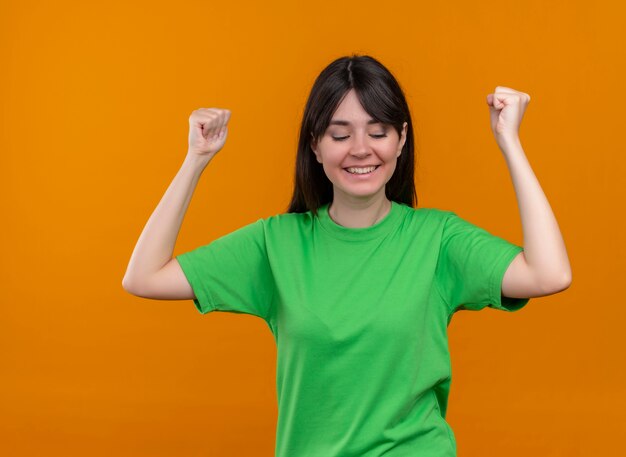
[397,122,408,157]
[310,132,322,163]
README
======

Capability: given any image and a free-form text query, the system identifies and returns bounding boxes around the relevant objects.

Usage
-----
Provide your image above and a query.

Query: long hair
[286,54,418,217]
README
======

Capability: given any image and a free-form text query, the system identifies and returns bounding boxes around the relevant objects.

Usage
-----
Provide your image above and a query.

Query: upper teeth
[347,166,377,174]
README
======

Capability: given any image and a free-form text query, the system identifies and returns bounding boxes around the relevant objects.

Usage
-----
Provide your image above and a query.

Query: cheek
[322,150,346,167]
[382,147,400,164]
[382,156,400,177]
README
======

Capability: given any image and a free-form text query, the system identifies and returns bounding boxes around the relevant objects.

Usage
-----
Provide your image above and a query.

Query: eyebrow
[328,118,382,126]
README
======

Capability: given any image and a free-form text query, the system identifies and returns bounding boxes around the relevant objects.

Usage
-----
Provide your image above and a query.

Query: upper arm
[122,257,196,300]
[502,251,570,298]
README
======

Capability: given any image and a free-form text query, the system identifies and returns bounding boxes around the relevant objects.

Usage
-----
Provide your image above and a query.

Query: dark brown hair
[285,54,418,216]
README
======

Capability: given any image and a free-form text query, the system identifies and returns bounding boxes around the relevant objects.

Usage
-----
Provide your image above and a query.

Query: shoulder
[398,204,454,226]
[255,209,315,236]
[262,209,313,225]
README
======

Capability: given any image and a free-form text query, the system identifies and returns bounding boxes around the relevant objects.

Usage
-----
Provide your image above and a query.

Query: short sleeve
[175,218,276,321]
[435,211,530,315]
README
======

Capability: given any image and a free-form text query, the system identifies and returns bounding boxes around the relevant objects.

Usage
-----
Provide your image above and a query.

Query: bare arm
[122,108,231,298]
[122,154,207,296]
[486,87,572,298]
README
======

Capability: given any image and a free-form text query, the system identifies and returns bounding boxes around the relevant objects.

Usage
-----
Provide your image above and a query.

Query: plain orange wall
[2,0,624,455]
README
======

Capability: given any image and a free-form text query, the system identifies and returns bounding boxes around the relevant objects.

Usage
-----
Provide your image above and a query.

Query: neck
[328,197,391,228]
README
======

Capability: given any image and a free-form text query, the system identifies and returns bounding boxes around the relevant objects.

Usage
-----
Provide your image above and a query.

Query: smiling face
[311,89,408,203]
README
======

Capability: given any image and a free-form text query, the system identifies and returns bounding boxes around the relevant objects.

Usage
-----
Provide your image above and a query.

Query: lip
[342,164,381,178]
[343,164,381,169]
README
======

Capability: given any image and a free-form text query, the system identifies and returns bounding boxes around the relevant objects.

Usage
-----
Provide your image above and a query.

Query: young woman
[123,54,572,456]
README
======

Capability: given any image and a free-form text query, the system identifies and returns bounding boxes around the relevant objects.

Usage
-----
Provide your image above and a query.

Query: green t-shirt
[176,200,530,456]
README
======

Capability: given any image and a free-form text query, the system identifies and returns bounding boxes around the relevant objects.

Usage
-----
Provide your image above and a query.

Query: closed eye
[332,134,387,141]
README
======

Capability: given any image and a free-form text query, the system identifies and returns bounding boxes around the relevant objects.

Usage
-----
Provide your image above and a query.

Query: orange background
[2,0,624,455]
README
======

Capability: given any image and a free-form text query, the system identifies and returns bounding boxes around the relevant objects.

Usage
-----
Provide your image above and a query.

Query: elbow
[122,276,132,293]
[562,271,573,290]
[559,266,573,290]
[541,271,572,295]
[122,275,140,295]
[554,278,571,294]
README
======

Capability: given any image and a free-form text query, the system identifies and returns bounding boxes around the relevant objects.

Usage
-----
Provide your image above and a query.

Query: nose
[350,132,373,158]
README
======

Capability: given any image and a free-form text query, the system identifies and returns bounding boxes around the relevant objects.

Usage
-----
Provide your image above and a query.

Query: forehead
[328,89,382,126]
[328,118,382,126]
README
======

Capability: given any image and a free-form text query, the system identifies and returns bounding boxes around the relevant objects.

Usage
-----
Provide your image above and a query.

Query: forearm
[122,154,210,288]
[500,137,572,288]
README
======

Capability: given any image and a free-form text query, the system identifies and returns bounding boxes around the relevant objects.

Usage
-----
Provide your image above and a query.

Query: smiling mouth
[343,165,381,175]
